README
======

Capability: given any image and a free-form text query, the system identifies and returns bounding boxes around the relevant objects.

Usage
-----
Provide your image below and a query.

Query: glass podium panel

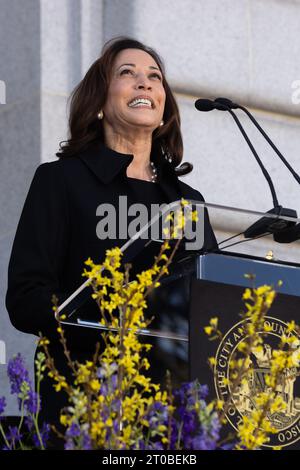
[56,201,300,386]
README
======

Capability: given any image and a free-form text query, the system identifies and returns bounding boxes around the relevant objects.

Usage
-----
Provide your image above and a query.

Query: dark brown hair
[57,36,192,176]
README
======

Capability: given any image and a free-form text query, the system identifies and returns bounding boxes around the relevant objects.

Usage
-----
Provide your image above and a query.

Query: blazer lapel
[78,141,134,185]
[78,139,185,204]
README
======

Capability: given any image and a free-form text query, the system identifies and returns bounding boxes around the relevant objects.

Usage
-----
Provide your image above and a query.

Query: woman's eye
[150,73,162,80]
[120,69,162,80]
[120,69,134,76]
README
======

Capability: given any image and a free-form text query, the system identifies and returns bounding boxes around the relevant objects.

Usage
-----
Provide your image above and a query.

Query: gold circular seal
[214,316,300,448]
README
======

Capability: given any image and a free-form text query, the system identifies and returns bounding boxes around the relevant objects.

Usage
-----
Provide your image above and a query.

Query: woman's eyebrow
[117,63,160,71]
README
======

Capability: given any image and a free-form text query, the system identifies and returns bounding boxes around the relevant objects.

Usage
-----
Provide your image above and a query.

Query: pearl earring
[97,110,104,120]
[160,120,164,127]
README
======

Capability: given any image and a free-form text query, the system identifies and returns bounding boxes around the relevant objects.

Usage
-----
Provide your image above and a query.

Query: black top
[123,177,168,274]
[6,140,217,345]
[5,140,217,429]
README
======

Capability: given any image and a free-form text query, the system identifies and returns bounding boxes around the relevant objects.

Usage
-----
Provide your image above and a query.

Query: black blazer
[6,141,217,351]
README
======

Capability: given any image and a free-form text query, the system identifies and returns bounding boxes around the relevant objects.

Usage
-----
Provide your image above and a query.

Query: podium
[190,251,300,450]
[58,201,300,449]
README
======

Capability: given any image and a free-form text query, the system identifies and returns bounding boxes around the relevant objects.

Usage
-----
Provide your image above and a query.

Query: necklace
[150,161,158,183]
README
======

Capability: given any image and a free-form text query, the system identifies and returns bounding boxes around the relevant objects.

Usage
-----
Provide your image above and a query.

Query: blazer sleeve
[5,162,70,338]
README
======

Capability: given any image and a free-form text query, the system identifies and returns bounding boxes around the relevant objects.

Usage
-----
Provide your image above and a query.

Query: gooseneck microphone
[195,99,278,207]
[213,97,300,243]
[214,97,300,186]
[195,98,298,242]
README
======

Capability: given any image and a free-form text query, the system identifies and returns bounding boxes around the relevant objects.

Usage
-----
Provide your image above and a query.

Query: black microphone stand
[214,97,300,242]
[195,99,297,240]
[215,97,300,185]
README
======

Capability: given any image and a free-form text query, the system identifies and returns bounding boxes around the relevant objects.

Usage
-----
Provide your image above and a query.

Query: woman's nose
[135,74,152,90]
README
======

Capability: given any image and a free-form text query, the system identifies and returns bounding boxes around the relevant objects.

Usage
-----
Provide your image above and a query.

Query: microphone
[214,97,300,243]
[195,98,278,208]
[195,99,227,112]
[214,97,300,185]
[195,98,298,241]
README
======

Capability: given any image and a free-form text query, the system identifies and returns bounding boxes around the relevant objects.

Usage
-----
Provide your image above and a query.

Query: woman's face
[103,48,166,134]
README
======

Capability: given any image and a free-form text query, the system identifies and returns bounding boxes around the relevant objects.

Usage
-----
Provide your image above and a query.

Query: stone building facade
[0,0,299,413]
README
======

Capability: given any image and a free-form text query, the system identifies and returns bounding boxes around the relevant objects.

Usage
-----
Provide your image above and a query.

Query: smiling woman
[57,36,188,177]
[102,47,167,181]
[5,36,217,446]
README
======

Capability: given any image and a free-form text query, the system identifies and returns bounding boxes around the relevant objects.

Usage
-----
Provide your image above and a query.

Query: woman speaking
[6,37,217,431]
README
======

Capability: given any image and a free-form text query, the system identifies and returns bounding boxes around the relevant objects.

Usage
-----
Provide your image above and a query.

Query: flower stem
[0,421,10,449]
[32,373,45,450]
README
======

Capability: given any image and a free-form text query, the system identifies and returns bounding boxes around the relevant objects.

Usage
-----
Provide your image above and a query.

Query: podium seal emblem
[214,316,300,448]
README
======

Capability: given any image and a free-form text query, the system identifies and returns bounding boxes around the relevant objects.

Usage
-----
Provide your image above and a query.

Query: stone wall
[1,0,299,413]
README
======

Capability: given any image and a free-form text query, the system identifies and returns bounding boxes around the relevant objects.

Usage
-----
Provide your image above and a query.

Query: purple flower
[65,439,75,450]
[25,390,39,414]
[101,404,110,422]
[191,414,221,450]
[0,396,6,416]
[174,381,208,407]
[7,354,31,396]
[183,410,198,435]
[102,416,120,446]
[209,414,221,441]
[82,432,92,450]
[7,354,41,416]
[111,398,121,416]
[221,442,236,450]
[7,354,34,412]
[144,401,169,430]
[32,423,50,448]
[191,434,216,450]
[135,439,165,450]
[152,441,164,450]
[24,416,34,431]
[136,440,146,450]
[182,411,221,450]
[168,380,222,450]
[113,418,120,434]
[6,426,22,444]
[99,373,118,395]
[64,429,92,450]
[66,423,81,439]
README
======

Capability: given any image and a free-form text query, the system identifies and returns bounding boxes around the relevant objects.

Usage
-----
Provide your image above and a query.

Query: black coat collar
[79,140,133,185]
[78,140,182,201]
